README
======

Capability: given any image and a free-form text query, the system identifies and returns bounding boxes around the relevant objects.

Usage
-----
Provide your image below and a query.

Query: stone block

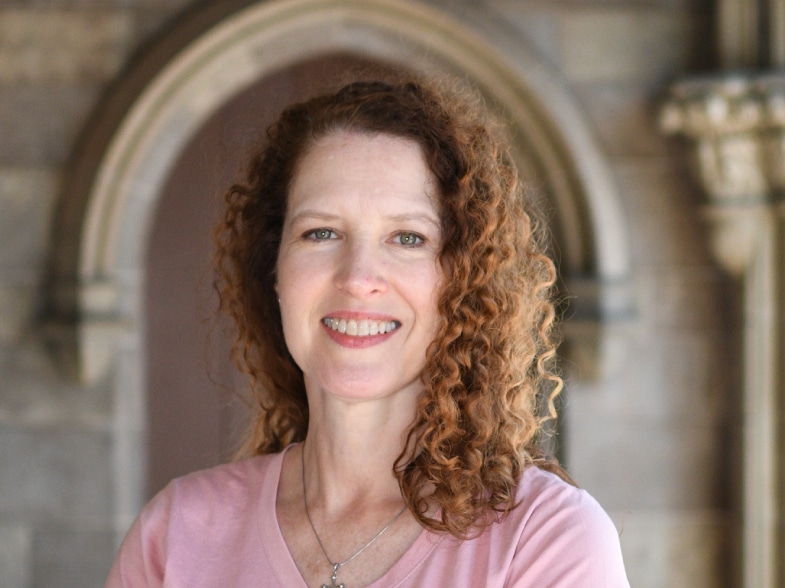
[564,414,721,511]
[0,84,99,164]
[0,522,32,588]
[0,424,112,523]
[611,158,712,266]
[0,339,112,424]
[0,9,132,85]
[561,9,704,83]
[615,510,729,588]
[573,82,674,157]
[32,523,115,588]
[634,267,727,331]
[131,3,197,42]
[484,1,563,70]
[0,281,38,342]
[566,330,728,421]
[0,166,59,270]
[0,0,124,5]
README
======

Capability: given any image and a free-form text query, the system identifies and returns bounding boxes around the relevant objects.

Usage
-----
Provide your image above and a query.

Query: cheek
[413,265,443,331]
[276,247,311,296]
[275,251,328,342]
[425,260,444,303]
[275,256,303,335]
[276,269,309,326]
[277,292,309,370]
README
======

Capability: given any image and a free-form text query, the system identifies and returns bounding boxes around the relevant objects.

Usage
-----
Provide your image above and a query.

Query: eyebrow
[385,213,441,231]
[286,210,340,224]
[288,209,441,231]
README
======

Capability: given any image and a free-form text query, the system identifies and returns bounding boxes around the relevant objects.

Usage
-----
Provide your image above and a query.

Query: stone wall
[489,1,729,585]
[0,4,192,585]
[487,3,729,586]
[0,1,726,586]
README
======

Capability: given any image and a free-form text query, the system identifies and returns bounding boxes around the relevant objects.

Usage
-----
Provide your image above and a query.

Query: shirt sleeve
[104,486,173,588]
[506,482,630,587]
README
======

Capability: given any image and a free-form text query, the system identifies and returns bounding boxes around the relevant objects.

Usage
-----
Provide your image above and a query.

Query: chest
[276,498,424,588]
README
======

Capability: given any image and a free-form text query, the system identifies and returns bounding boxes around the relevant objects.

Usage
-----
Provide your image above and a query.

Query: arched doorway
[49,0,629,537]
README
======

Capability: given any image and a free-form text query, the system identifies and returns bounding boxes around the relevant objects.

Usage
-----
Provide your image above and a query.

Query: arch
[49,0,631,535]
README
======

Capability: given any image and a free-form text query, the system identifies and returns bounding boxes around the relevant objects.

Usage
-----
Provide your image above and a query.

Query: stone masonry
[0,1,727,586]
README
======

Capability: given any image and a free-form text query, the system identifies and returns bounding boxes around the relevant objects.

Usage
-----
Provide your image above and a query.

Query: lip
[321,310,400,349]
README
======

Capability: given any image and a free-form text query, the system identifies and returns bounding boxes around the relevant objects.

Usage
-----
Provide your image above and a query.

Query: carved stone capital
[661,72,785,275]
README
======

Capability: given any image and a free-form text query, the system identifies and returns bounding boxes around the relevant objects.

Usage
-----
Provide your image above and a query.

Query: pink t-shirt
[106,448,629,587]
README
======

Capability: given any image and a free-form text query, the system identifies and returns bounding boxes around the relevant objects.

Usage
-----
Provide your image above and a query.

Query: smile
[322,317,400,337]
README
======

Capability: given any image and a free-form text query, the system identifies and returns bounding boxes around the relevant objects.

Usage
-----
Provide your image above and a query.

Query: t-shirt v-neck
[106,442,629,587]
[257,445,444,587]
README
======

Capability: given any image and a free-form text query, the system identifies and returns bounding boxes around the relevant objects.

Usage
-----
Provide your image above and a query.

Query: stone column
[661,72,785,588]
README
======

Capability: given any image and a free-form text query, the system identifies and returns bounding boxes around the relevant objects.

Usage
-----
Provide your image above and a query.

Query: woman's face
[276,131,443,404]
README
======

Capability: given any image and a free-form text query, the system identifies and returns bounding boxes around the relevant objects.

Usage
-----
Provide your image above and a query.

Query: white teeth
[323,317,399,337]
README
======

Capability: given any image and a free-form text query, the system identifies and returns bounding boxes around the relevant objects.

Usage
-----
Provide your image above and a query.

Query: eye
[304,228,336,241]
[394,232,424,247]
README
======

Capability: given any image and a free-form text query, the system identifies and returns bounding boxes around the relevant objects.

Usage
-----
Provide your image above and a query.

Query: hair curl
[213,75,567,539]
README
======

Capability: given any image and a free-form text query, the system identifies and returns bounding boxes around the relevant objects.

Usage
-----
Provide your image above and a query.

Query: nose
[334,240,388,298]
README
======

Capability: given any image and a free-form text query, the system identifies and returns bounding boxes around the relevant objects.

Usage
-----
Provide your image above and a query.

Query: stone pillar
[661,72,785,588]
[718,0,785,68]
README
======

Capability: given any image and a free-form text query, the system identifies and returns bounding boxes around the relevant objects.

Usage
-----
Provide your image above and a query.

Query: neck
[301,388,418,510]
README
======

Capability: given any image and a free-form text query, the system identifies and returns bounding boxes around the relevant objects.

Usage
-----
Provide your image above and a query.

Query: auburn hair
[213,75,567,538]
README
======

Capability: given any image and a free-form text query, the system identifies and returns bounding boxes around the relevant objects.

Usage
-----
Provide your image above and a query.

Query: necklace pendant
[321,563,346,588]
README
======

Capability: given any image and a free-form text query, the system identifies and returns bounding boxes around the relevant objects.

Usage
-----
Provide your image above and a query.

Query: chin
[326,381,394,401]
[319,372,420,403]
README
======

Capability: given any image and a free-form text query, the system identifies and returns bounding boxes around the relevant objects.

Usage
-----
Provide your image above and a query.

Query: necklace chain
[301,442,408,588]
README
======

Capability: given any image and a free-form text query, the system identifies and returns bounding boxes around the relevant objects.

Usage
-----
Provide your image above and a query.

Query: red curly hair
[213,76,567,538]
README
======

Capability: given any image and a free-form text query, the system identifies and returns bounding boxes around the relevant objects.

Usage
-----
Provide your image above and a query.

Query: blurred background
[1,0,784,586]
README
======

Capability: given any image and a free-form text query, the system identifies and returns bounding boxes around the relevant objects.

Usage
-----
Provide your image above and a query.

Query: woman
[106,77,629,587]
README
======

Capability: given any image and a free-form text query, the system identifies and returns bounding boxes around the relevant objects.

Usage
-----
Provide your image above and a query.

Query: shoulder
[148,452,282,531]
[401,467,628,587]
[164,453,277,504]
[515,466,614,530]
[512,466,623,548]
[502,466,629,586]
[105,452,284,587]
[135,452,281,530]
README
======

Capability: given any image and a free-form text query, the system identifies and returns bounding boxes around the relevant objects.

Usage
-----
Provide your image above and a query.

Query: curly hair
[213,75,567,539]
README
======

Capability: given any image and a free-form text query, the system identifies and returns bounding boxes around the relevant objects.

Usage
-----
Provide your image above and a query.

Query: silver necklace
[301,443,408,588]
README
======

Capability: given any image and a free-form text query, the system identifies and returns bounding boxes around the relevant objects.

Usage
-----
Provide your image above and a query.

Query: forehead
[288,131,439,214]
[297,130,426,175]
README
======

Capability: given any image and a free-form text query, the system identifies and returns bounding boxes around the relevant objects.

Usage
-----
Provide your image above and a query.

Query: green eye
[308,229,334,240]
[397,232,422,246]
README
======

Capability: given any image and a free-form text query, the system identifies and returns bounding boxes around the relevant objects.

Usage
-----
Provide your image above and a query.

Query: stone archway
[49,0,630,538]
